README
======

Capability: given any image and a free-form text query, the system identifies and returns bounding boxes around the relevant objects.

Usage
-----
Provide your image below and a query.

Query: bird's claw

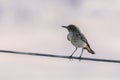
[69,55,73,61]
[78,56,82,61]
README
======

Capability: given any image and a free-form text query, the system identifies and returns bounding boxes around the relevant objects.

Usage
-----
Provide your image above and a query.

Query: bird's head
[62,24,80,32]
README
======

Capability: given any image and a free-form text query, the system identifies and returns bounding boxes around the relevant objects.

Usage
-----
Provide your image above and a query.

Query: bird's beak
[62,26,67,29]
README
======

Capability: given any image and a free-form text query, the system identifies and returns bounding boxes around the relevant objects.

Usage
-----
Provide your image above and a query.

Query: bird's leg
[69,48,77,60]
[79,48,84,60]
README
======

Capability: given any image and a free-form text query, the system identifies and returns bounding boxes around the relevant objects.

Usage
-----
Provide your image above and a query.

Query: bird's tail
[85,46,95,54]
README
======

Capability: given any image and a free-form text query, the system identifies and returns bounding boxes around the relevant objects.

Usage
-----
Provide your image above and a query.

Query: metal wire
[0,50,120,64]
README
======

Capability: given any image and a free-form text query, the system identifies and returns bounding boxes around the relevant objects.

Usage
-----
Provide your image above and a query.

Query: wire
[0,50,120,64]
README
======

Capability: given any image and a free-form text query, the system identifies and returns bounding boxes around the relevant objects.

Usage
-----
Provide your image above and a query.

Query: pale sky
[0,0,120,80]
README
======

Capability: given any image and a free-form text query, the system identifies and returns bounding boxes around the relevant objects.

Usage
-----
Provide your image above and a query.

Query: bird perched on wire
[62,24,95,59]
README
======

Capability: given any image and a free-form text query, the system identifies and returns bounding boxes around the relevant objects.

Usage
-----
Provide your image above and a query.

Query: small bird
[62,24,95,59]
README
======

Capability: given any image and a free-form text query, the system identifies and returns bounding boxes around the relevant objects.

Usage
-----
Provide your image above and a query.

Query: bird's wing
[79,33,90,47]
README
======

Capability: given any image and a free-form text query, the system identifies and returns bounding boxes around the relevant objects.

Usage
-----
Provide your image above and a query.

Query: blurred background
[0,0,120,80]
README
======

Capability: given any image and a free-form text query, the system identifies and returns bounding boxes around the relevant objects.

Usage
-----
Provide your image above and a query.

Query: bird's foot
[69,55,73,61]
[78,56,82,61]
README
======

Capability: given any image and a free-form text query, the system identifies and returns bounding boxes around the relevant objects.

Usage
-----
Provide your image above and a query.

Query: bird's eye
[70,26,73,29]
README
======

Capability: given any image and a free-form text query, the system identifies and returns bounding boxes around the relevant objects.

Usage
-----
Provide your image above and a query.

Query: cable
[0,50,120,64]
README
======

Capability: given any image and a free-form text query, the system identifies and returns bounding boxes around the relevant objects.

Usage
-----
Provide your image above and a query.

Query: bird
[62,24,95,59]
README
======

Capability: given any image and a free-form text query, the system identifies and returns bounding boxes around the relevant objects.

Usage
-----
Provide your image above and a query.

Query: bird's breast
[67,32,87,48]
